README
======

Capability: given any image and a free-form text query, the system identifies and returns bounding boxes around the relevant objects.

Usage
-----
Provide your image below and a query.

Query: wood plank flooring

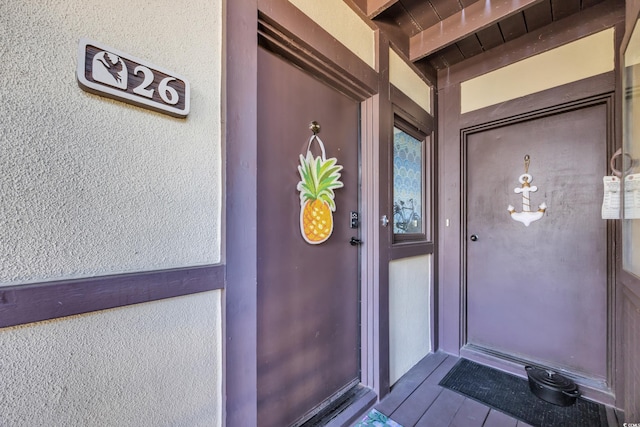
[359,351,619,427]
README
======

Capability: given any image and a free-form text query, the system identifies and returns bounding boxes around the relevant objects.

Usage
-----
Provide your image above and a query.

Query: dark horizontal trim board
[257,0,378,102]
[0,264,225,328]
[391,85,434,132]
[390,241,434,260]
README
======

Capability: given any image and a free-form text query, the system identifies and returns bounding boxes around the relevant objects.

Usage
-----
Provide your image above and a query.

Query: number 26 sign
[77,38,190,118]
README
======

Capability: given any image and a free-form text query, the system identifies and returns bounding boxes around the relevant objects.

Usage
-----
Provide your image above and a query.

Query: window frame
[389,85,435,260]
[392,118,428,242]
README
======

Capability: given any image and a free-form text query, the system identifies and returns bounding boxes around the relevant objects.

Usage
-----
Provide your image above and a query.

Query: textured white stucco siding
[289,0,376,69]
[461,28,615,113]
[0,0,223,425]
[389,255,431,385]
[389,49,432,114]
[0,0,222,285]
[0,292,222,427]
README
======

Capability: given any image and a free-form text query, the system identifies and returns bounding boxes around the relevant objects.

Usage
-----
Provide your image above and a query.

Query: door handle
[470,234,478,242]
[350,237,363,246]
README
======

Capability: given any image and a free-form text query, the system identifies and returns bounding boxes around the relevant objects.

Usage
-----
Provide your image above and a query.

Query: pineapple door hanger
[297,123,344,245]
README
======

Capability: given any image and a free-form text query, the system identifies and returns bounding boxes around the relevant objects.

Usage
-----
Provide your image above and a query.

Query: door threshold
[297,384,377,427]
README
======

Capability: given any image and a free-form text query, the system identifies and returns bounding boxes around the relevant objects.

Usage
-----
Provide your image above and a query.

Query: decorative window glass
[393,127,423,235]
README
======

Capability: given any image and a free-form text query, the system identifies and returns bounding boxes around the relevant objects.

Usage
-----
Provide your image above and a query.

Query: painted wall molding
[0,264,224,328]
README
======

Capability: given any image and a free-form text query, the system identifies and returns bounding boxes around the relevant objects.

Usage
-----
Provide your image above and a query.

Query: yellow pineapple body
[302,199,334,243]
[297,146,343,245]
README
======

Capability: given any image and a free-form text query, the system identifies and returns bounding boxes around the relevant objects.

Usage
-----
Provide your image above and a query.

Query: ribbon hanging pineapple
[297,134,344,244]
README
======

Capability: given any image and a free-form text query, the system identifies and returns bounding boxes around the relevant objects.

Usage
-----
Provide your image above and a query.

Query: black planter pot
[525,365,580,407]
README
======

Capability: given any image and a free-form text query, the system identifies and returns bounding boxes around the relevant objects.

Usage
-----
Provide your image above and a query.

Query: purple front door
[465,102,609,384]
[257,47,361,427]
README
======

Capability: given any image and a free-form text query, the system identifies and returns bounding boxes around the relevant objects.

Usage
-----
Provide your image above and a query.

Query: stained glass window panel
[393,127,423,234]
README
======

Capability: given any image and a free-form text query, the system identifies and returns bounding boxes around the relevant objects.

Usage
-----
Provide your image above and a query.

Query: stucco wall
[0,0,223,425]
[1,0,221,286]
[389,49,432,114]
[389,255,431,385]
[0,292,222,427]
[461,28,615,113]
[289,0,375,69]
[627,18,640,67]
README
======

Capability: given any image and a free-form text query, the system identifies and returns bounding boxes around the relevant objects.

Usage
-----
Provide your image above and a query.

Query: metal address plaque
[77,38,190,118]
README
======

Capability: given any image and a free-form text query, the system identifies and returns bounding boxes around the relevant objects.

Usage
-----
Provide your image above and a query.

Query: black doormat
[439,359,608,427]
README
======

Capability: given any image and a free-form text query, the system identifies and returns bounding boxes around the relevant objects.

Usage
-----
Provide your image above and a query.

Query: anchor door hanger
[507,155,547,226]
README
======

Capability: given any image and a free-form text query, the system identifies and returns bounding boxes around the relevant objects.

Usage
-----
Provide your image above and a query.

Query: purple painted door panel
[257,47,360,427]
[466,104,608,381]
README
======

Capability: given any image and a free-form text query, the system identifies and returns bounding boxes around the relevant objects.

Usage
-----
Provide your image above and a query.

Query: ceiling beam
[366,0,399,18]
[409,0,545,62]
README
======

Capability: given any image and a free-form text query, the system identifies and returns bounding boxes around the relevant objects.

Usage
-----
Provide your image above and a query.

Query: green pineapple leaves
[297,151,344,211]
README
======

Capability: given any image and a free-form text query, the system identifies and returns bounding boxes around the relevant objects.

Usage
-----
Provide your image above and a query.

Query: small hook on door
[309,121,320,135]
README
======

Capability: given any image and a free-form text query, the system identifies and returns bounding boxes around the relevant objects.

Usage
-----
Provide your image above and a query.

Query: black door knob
[350,237,363,246]
[470,234,478,242]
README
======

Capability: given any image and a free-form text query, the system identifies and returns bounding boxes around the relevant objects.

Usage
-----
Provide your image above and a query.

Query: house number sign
[76,38,190,118]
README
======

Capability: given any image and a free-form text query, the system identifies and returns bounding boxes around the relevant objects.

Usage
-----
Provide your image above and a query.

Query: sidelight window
[393,124,426,238]
[387,85,434,259]
[386,82,434,259]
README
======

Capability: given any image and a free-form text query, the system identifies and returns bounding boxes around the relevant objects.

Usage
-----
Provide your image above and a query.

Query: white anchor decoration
[507,155,547,226]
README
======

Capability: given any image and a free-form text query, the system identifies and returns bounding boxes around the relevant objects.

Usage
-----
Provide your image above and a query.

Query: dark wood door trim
[459,92,616,404]
[360,34,392,401]
[361,92,392,401]
[225,0,259,426]
[390,85,434,134]
[436,81,462,356]
[459,72,615,128]
[257,1,377,101]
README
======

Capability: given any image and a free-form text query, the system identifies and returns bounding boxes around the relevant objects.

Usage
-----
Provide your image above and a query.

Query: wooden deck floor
[360,351,620,427]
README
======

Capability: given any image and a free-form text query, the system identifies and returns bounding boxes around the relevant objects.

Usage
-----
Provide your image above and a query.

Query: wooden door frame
[360,32,393,398]
[437,0,624,409]
[225,1,394,424]
[436,0,624,351]
[225,1,259,426]
[459,91,617,404]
